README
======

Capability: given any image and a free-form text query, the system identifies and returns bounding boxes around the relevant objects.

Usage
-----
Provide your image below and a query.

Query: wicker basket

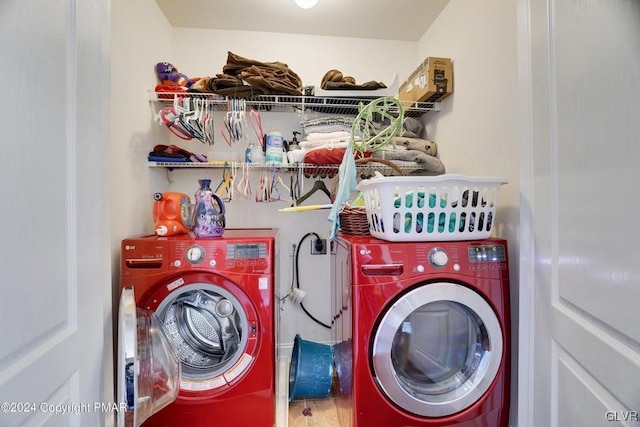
[338,206,370,235]
[338,157,406,236]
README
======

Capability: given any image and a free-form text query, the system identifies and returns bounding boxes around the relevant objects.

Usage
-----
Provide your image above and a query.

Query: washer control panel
[178,241,270,272]
[121,234,275,277]
[226,243,268,260]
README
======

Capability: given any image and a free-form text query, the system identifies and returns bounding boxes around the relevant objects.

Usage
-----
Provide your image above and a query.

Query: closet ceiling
[155,0,450,41]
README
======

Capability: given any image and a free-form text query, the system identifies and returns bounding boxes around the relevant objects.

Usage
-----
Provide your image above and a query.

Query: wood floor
[288,398,341,427]
[278,355,344,427]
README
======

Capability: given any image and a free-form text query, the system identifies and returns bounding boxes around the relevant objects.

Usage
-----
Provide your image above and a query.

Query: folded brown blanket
[322,80,387,91]
[218,51,303,97]
[209,73,264,97]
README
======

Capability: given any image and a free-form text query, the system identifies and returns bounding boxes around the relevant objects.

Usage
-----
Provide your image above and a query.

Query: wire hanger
[293,179,331,206]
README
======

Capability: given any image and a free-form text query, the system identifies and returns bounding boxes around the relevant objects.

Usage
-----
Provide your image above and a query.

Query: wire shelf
[148,161,422,179]
[149,91,439,117]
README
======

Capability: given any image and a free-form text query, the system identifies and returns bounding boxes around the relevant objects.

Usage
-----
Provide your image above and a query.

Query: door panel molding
[557,348,620,427]
[553,305,640,410]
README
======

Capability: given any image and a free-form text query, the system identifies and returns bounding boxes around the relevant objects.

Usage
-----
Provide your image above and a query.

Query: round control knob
[173,260,182,268]
[416,264,425,273]
[186,245,205,264]
[429,248,448,268]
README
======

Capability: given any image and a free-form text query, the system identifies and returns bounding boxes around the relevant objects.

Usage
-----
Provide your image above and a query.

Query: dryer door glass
[372,282,503,417]
[117,286,181,427]
[155,283,251,389]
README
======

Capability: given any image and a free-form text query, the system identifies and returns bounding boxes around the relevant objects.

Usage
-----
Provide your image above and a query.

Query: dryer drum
[163,290,242,371]
[389,301,487,396]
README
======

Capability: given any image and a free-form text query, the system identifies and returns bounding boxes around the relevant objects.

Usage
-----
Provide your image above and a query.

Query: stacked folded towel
[289,117,358,164]
[287,129,361,164]
[299,117,354,135]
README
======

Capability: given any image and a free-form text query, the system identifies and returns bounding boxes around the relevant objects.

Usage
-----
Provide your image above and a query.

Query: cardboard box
[399,57,453,103]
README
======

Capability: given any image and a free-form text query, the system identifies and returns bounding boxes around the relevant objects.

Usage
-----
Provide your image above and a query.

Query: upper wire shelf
[148,91,440,118]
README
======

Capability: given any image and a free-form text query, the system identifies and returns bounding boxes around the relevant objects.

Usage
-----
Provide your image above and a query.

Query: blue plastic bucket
[289,334,334,401]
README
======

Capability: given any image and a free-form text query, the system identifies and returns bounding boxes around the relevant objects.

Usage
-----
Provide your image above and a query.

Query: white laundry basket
[356,174,507,242]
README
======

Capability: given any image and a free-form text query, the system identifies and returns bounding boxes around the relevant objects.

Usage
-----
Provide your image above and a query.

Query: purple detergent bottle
[192,179,225,238]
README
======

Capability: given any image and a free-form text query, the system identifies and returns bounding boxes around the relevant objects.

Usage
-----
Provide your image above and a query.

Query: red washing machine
[116,228,277,427]
[331,234,510,427]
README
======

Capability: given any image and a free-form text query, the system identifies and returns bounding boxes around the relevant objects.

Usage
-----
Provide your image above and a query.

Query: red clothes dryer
[331,234,510,427]
[117,229,277,427]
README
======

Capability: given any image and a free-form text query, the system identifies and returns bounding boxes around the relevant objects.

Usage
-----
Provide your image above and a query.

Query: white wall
[111,0,173,273]
[170,28,417,92]
[417,1,520,424]
[150,28,418,351]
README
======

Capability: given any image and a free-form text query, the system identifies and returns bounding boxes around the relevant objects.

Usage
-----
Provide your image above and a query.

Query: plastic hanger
[290,171,301,202]
[158,106,193,140]
[229,162,238,201]
[215,162,233,201]
[202,100,214,145]
[236,162,252,199]
[249,110,264,149]
[256,169,271,203]
[276,175,291,202]
[293,179,331,206]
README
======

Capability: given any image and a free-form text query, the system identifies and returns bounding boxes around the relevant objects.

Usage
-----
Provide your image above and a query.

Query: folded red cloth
[155,84,187,98]
[304,148,371,165]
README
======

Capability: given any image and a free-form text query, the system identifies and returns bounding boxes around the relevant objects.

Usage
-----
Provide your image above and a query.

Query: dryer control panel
[337,235,509,283]
[467,243,507,263]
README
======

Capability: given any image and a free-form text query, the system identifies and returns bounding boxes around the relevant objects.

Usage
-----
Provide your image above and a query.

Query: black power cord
[292,232,332,329]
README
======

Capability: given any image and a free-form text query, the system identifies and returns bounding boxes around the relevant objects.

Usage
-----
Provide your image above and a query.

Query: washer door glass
[372,282,503,417]
[117,286,181,427]
[155,283,250,387]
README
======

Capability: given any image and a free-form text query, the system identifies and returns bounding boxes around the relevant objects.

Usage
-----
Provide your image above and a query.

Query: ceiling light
[295,0,318,9]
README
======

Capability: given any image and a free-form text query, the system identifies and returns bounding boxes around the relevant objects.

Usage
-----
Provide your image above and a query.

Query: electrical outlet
[311,238,327,255]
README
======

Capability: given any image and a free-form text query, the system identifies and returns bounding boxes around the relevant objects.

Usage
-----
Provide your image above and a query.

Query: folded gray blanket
[372,149,445,175]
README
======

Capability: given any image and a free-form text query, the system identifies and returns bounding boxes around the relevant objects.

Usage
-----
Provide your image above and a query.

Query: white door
[0,1,112,426]
[519,0,640,425]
